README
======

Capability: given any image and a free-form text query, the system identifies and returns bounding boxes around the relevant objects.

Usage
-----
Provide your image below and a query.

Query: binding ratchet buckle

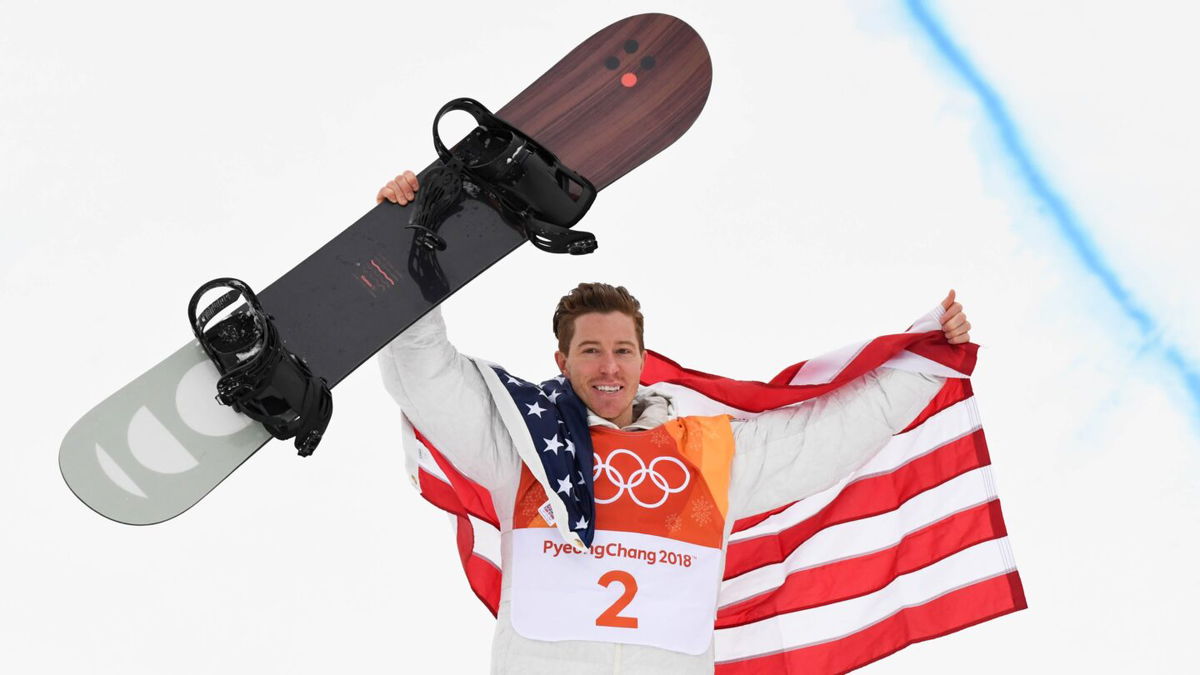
[188,278,333,456]
[408,97,599,255]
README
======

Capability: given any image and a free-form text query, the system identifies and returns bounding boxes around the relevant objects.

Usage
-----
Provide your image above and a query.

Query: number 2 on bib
[595,570,639,629]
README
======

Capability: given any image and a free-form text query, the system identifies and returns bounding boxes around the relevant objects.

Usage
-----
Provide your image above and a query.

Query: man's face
[555,311,645,429]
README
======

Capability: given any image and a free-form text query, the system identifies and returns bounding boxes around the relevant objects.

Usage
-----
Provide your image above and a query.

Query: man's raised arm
[377,169,520,489]
[727,292,969,517]
[727,367,944,518]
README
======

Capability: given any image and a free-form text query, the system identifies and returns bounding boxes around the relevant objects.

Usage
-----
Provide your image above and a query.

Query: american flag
[403,312,1025,672]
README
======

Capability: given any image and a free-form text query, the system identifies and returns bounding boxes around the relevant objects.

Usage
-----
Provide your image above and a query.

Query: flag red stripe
[724,429,990,579]
[414,428,500,528]
[642,331,962,413]
[907,338,978,377]
[417,469,471,518]
[901,379,974,434]
[463,555,502,616]
[716,500,1008,628]
[730,500,794,534]
[715,571,1026,675]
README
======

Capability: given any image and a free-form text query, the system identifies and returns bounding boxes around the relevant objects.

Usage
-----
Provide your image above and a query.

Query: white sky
[3,1,1198,672]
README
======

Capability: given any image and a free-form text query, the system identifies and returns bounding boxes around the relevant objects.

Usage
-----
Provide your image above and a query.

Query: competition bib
[510,416,734,655]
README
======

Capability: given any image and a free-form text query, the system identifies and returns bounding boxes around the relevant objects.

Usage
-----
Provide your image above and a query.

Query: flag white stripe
[906,307,944,333]
[414,446,449,483]
[730,398,981,542]
[883,350,971,378]
[644,381,769,418]
[402,416,449,483]
[720,467,999,605]
[788,341,868,385]
[713,538,1016,661]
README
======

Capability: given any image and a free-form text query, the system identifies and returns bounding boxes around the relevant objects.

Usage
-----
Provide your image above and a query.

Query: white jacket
[379,308,944,674]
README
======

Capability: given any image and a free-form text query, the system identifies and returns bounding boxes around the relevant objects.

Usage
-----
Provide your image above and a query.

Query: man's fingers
[392,176,414,202]
[945,319,970,336]
[390,172,417,202]
[941,289,956,310]
[377,171,419,205]
[941,302,962,324]
[392,176,415,203]
[401,170,419,193]
[379,183,409,205]
[939,291,970,345]
[944,319,971,343]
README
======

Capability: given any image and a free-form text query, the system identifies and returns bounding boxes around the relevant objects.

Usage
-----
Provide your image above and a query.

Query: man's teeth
[595,385,622,393]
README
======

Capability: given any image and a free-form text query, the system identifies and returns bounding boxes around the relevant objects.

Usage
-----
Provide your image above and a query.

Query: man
[377,172,972,674]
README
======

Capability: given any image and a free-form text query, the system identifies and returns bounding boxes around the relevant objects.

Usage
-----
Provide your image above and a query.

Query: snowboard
[60,13,712,525]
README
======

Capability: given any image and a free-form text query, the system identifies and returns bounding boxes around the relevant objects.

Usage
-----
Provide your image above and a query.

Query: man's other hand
[940,289,971,344]
[377,170,420,205]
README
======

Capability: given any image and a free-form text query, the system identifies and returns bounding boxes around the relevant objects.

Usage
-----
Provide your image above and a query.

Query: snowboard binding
[408,97,599,255]
[188,278,333,457]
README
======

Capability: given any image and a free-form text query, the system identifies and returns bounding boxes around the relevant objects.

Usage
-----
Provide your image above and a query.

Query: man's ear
[554,350,567,375]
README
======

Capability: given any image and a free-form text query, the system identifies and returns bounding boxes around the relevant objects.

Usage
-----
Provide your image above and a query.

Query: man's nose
[599,352,620,374]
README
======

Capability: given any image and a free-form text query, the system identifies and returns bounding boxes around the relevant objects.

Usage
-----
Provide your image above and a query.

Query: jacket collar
[585,386,675,431]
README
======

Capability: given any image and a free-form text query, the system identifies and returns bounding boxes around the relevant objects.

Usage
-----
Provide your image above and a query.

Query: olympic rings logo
[592,449,690,509]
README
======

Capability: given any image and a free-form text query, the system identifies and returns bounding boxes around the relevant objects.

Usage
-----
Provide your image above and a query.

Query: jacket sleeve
[377,307,520,490]
[727,367,944,518]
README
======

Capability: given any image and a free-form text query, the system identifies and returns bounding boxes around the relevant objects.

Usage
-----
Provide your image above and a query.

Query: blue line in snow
[905,0,1200,416]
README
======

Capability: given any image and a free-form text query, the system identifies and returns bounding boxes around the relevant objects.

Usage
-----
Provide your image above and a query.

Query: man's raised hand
[940,289,972,344]
[377,170,420,205]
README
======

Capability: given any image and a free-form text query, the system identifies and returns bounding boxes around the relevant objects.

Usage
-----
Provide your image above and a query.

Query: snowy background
[3,0,1198,671]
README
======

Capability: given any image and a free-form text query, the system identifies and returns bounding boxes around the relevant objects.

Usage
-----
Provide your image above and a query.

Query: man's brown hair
[552,282,645,354]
